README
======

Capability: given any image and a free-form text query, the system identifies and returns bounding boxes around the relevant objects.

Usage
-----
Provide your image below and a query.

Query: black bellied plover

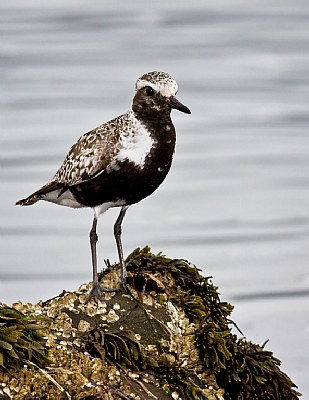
[16,71,191,303]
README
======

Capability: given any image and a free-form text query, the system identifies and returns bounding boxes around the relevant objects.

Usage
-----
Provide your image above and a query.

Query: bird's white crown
[135,71,178,98]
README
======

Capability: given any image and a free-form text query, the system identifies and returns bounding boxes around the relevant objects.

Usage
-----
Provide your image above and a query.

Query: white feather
[116,117,154,168]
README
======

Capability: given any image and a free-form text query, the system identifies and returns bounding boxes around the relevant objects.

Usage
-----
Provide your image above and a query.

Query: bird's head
[132,71,191,118]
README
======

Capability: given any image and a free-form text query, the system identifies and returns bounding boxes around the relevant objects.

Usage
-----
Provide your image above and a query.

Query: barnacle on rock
[0,247,301,399]
[126,247,301,399]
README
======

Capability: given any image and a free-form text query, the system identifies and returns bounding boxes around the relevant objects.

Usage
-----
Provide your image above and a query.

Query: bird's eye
[145,86,155,96]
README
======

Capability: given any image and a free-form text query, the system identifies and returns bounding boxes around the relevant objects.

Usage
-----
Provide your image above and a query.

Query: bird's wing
[53,122,122,186]
[16,112,134,206]
[16,124,118,205]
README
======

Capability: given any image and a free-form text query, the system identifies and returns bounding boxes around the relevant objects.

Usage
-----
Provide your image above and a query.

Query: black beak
[170,96,191,114]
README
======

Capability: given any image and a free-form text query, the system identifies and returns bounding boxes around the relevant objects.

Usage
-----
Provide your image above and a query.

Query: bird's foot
[84,282,120,304]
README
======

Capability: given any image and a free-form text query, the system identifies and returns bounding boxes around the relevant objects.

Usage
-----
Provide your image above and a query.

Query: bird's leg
[114,206,129,286]
[85,216,102,303]
[85,216,116,304]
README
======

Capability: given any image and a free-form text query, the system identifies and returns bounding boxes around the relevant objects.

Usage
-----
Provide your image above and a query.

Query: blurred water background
[1,0,308,395]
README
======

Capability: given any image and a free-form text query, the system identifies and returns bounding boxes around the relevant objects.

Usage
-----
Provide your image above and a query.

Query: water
[1,0,308,395]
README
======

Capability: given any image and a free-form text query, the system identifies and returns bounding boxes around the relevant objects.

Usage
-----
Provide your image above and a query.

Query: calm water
[1,0,308,395]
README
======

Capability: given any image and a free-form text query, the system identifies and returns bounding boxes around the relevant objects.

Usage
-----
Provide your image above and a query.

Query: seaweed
[84,328,147,371]
[0,305,49,371]
[125,247,301,399]
[83,327,216,399]
[0,247,301,399]
[153,353,215,400]
[217,339,301,400]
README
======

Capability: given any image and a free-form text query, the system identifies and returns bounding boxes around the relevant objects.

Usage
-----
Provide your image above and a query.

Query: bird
[16,71,191,304]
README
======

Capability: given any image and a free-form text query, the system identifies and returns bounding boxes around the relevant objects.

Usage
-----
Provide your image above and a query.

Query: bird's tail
[16,196,40,206]
[16,180,65,206]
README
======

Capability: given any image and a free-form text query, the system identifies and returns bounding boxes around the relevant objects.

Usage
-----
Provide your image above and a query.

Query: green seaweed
[83,327,213,399]
[154,354,213,400]
[217,339,301,400]
[0,305,49,371]
[124,247,301,399]
[0,247,301,399]
[84,328,148,371]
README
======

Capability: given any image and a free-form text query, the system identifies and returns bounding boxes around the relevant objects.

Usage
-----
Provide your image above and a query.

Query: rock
[0,247,301,399]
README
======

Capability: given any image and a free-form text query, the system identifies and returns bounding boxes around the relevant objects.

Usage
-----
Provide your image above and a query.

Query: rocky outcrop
[0,247,301,399]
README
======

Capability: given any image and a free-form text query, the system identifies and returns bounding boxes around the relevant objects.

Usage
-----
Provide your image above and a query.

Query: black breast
[69,118,176,208]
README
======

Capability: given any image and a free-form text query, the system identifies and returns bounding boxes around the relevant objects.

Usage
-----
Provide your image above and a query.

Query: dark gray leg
[85,216,116,304]
[114,206,129,285]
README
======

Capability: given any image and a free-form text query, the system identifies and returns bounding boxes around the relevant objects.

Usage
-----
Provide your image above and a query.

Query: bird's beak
[170,96,191,114]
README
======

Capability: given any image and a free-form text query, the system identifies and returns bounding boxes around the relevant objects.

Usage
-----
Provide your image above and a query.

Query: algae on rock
[0,247,301,399]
